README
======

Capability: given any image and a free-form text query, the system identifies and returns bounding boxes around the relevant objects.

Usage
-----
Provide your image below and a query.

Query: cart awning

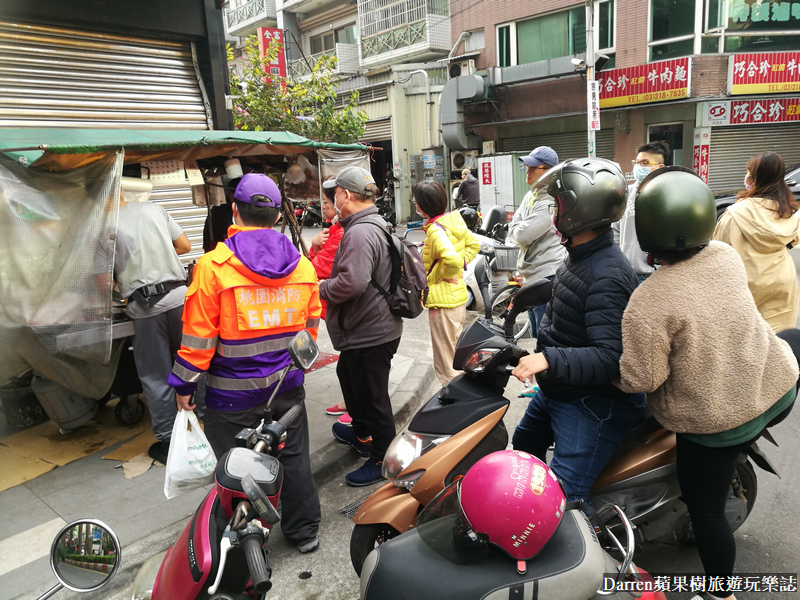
[0,129,370,171]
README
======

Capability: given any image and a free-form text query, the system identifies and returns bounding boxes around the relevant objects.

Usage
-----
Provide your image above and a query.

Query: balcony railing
[358,0,449,60]
[358,0,448,38]
[288,44,360,79]
[226,0,277,35]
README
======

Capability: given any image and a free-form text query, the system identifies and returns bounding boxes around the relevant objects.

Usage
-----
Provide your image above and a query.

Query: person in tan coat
[615,167,799,600]
[714,151,800,332]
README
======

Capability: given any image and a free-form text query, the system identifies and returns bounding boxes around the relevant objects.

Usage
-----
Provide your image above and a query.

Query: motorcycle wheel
[350,523,401,577]
[730,459,757,529]
[490,284,531,342]
[114,394,146,426]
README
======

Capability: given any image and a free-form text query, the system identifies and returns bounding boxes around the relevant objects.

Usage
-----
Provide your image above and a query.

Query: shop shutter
[0,21,213,264]
[708,124,800,193]
[498,130,615,162]
[360,117,392,143]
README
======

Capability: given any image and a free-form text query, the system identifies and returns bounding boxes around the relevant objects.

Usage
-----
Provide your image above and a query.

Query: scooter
[37,519,121,599]
[128,329,320,600]
[349,279,772,575]
[376,194,397,227]
[359,501,667,600]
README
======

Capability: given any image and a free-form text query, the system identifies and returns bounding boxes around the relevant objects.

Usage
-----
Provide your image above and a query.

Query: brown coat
[615,241,798,434]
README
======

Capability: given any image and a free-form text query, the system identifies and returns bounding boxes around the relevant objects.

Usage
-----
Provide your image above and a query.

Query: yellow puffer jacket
[422,211,480,308]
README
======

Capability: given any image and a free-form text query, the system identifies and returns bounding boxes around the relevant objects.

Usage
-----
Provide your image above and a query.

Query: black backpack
[366,223,428,319]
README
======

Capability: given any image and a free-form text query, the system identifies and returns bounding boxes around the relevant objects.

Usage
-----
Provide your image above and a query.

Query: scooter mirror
[506,279,553,321]
[47,519,121,595]
[288,329,319,370]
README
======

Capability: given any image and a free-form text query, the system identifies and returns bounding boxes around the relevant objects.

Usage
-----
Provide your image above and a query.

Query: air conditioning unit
[448,59,475,79]
[451,150,478,171]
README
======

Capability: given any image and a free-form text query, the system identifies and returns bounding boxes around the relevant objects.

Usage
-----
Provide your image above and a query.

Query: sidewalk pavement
[2,322,437,600]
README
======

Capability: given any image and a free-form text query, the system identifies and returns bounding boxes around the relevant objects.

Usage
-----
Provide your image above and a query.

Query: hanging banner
[597,58,691,108]
[587,80,601,130]
[692,128,711,183]
[257,27,287,82]
[698,97,800,126]
[729,52,800,95]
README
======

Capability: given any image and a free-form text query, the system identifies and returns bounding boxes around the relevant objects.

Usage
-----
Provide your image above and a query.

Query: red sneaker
[338,412,352,425]
[325,404,347,416]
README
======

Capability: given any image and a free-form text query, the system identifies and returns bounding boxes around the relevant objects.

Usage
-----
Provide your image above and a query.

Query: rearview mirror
[504,279,552,339]
[288,329,319,370]
[49,520,120,593]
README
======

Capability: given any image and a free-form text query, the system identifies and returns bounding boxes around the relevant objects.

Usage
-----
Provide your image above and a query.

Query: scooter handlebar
[279,404,303,430]
[241,532,272,594]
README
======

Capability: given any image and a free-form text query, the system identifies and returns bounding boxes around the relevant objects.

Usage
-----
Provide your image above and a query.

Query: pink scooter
[129,330,319,600]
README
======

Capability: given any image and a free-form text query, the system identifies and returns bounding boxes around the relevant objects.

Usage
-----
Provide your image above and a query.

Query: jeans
[512,389,646,501]
[527,275,555,339]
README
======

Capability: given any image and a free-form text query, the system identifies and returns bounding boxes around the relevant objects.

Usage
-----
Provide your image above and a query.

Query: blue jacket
[535,230,639,402]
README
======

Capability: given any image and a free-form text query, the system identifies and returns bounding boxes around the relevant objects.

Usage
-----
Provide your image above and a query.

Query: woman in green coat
[414,181,480,385]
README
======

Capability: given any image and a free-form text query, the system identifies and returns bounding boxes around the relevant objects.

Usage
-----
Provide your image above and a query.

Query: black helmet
[458,206,479,232]
[541,158,627,237]
[634,166,716,252]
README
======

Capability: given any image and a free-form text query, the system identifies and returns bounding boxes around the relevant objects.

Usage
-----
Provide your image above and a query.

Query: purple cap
[233,173,282,207]
[520,146,559,168]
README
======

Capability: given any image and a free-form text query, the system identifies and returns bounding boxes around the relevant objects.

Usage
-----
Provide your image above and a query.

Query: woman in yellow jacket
[414,181,480,385]
[714,152,800,332]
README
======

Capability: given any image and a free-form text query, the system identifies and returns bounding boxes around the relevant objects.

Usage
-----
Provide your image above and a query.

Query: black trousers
[203,385,321,545]
[336,337,401,460]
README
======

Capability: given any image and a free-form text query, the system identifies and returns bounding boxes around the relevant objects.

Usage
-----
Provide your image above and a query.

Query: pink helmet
[416,450,566,564]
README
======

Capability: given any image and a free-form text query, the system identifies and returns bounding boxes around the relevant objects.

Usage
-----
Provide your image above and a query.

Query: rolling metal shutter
[0,21,213,264]
[360,117,392,142]
[499,130,615,162]
[708,123,800,193]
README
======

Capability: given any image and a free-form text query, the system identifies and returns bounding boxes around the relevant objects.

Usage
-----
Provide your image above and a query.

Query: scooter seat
[360,509,615,600]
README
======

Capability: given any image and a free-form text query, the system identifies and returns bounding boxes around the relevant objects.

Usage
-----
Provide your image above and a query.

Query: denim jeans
[527,275,555,338]
[512,389,646,502]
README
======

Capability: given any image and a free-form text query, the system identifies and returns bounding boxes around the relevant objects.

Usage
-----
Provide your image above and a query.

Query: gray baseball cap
[322,166,377,197]
[520,146,559,168]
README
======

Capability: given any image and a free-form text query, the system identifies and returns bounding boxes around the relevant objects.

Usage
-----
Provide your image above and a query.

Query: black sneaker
[332,422,372,457]
[345,457,385,487]
[148,440,170,464]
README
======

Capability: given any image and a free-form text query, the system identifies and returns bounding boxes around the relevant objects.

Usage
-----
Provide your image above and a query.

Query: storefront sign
[597,58,691,108]
[257,28,287,82]
[481,161,492,185]
[692,128,711,183]
[698,97,800,126]
[587,80,601,130]
[729,52,800,95]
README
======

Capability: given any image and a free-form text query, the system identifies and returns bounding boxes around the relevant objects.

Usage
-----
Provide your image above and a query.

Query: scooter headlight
[462,348,501,373]
[382,427,450,480]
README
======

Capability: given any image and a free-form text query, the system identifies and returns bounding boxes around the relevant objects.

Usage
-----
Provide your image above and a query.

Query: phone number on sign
[623,89,687,103]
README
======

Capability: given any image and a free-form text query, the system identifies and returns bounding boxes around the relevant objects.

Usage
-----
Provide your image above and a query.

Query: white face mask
[634,164,652,182]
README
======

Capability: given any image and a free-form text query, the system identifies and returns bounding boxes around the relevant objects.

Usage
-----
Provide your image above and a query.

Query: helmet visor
[415,481,492,565]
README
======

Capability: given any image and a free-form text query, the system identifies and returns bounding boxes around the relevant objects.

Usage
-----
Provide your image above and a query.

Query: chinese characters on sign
[257,27,287,83]
[601,573,798,594]
[730,52,800,95]
[692,128,711,184]
[699,97,800,126]
[587,80,601,131]
[481,161,492,185]
[598,58,691,108]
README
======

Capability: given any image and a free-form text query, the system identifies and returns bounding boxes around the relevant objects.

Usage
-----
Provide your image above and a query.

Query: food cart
[0,129,369,431]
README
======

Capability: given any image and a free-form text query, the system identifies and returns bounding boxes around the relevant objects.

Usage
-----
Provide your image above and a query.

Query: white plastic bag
[163,409,217,500]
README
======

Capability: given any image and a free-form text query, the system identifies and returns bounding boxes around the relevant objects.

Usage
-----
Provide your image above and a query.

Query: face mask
[334,194,347,220]
[634,165,651,182]
[744,176,752,192]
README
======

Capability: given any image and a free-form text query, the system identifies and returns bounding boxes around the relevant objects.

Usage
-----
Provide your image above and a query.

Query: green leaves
[228,37,367,144]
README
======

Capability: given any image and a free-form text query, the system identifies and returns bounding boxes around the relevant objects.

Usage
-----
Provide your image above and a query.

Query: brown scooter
[349,279,773,575]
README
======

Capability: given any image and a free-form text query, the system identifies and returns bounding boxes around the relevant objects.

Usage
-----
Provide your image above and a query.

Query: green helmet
[634,166,716,252]
[541,157,627,238]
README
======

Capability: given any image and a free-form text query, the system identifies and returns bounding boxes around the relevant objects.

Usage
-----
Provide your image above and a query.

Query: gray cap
[322,166,377,197]
[520,146,559,168]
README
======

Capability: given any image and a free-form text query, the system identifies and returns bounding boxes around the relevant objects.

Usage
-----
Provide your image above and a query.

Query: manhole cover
[337,493,372,519]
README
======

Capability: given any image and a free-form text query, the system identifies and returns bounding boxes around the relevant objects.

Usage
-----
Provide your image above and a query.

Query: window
[310,24,356,55]
[497,2,614,68]
[466,29,485,51]
[649,0,800,60]
[336,24,357,46]
[310,32,334,55]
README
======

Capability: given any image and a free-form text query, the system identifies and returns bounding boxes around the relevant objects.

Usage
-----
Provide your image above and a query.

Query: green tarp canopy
[0,129,370,171]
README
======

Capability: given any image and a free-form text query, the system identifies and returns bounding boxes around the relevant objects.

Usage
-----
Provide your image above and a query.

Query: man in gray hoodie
[320,166,402,487]
[508,146,565,338]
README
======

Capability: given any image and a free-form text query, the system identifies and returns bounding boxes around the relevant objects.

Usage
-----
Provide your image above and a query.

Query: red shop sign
[730,52,800,95]
[257,27,287,83]
[598,58,691,108]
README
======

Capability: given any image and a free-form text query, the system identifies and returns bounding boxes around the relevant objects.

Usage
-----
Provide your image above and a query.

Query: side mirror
[785,178,797,187]
[504,279,552,338]
[288,329,319,370]
[49,520,120,594]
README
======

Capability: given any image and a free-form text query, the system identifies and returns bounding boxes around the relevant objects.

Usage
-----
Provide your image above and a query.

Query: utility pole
[585,0,599,157]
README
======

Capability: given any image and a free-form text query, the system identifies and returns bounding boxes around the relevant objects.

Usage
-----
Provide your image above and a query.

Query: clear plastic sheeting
[0,152,122,386]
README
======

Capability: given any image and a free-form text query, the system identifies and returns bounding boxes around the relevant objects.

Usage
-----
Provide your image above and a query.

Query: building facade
[442,0,800,212]
[225,0,454,222]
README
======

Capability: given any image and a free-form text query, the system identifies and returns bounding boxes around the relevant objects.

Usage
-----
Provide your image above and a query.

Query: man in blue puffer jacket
[510,158,646,502]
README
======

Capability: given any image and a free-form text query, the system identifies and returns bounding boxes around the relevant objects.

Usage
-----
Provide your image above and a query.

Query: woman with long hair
[715,151,800,331]
[414,181,480,385]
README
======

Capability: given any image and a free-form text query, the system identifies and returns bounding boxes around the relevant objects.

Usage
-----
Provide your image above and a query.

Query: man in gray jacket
[508,146,565,338]
[320,166,402,487]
